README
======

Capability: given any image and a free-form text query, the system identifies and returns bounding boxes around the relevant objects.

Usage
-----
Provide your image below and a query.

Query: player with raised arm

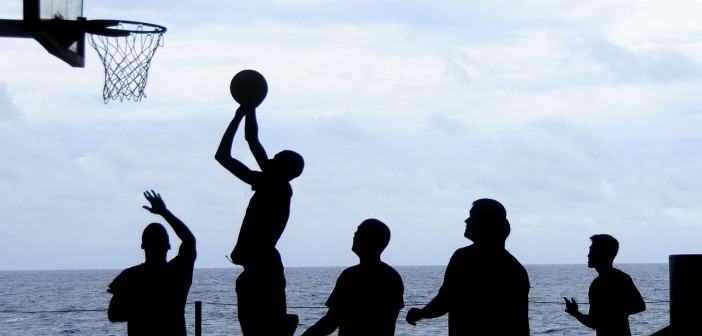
[107,190,196,336]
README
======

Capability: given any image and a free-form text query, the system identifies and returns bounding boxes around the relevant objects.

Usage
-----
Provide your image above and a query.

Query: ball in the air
[230,70,268,107]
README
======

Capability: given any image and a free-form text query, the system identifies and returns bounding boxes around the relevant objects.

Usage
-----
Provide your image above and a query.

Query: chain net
[88,23,165,103]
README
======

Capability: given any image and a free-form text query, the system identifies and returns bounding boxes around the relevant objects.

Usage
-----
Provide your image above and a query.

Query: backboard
[26,0,86,67]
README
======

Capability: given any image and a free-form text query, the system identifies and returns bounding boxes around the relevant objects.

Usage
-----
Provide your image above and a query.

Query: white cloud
[0,82,22,121]
[584,36,700,83]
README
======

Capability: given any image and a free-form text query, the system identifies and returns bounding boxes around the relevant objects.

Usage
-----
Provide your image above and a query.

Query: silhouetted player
[107,190,197,336]
[215,75,303,335]
[406,198,530,335]
[302,219,404,336]
[564,234,645,336]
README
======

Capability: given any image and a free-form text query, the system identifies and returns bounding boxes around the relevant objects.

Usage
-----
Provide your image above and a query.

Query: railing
[0,299,671,335]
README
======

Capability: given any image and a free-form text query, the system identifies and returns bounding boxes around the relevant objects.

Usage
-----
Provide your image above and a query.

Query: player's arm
[301,309,339,336]
[143,190,196,260]
[107,293,128,322]
[630,294,646,315]
[626,280,646,315]
[215,107,257,184]
[107,275,129,323]
[243,107,269,170]
[406,286,450,325]
[564,297,596,329]
[407,256,456,325]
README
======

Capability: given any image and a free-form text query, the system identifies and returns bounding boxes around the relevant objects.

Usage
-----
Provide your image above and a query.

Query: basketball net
[88,22,165,103]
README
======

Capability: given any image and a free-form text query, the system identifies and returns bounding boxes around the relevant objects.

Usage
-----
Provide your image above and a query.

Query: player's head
[352,218,391,259]
[270,150,304,181]
[464,198,511,244]
[141,223,170,252]
[588,234,618,268]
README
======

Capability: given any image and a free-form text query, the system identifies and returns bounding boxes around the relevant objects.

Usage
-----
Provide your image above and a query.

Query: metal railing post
[195,301,202,336]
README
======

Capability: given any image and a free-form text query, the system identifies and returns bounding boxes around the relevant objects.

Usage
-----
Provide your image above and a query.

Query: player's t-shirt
[325,262,404,336]
[231,175,292,267]
[440,244,530,335]
[588,268,645,336]
[107,253,195,336]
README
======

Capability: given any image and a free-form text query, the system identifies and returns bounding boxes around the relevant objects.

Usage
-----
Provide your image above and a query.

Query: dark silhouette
[405,198,530,335]
[564,234,646,336]
[215,72,303,336]
[107,190,197,336]
[302,219,405,336]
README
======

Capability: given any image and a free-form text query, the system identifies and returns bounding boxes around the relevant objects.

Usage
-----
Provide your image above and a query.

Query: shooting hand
[235,106,254,118]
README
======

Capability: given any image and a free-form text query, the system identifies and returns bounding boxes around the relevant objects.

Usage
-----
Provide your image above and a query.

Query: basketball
[230,70,268,107]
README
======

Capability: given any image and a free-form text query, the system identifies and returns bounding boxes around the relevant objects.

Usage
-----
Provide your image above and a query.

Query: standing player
[302,219,404,336]
[564,234,646,335]
[215,70,304,335]
[405,198,530,335]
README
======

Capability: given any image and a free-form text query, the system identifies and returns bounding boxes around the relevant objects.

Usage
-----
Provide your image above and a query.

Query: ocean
[0,264,669,335]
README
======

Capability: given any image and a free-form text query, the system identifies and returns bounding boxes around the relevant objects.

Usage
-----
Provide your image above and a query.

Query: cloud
[426,113,468,134]
[0,82,22,121]
[584,36,701,83]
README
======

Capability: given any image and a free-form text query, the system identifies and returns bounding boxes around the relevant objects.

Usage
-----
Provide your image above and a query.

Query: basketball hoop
[86,20,166,103]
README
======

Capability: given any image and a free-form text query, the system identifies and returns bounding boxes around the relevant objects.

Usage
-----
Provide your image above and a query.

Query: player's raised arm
[230,69,270,170]
[215,107,256,185]
[244,108,269,169]
[142,190,196,259]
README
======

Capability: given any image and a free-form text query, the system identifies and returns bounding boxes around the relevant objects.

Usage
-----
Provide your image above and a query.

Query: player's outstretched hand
[143,189,167,215]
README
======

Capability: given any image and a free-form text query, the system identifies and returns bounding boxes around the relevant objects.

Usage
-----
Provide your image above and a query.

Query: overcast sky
[0,0,701,270]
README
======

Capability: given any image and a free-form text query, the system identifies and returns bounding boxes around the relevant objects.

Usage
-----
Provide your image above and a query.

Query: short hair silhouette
[141,223,170,250]
[355,218,391,255]
[590,234,619,263]
[272,149,304,181]
[464,198,511,244]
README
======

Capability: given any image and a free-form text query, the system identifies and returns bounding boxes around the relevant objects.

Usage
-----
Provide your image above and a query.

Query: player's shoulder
[380,261,401,274]
[368,262,402,281]
[451,245,477,259]
[383,263,404,286]
[108,264,145,292]
[340,264,362,276]
[612,267,635,281]
[120,263,146,275]
[342,262,399,277]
